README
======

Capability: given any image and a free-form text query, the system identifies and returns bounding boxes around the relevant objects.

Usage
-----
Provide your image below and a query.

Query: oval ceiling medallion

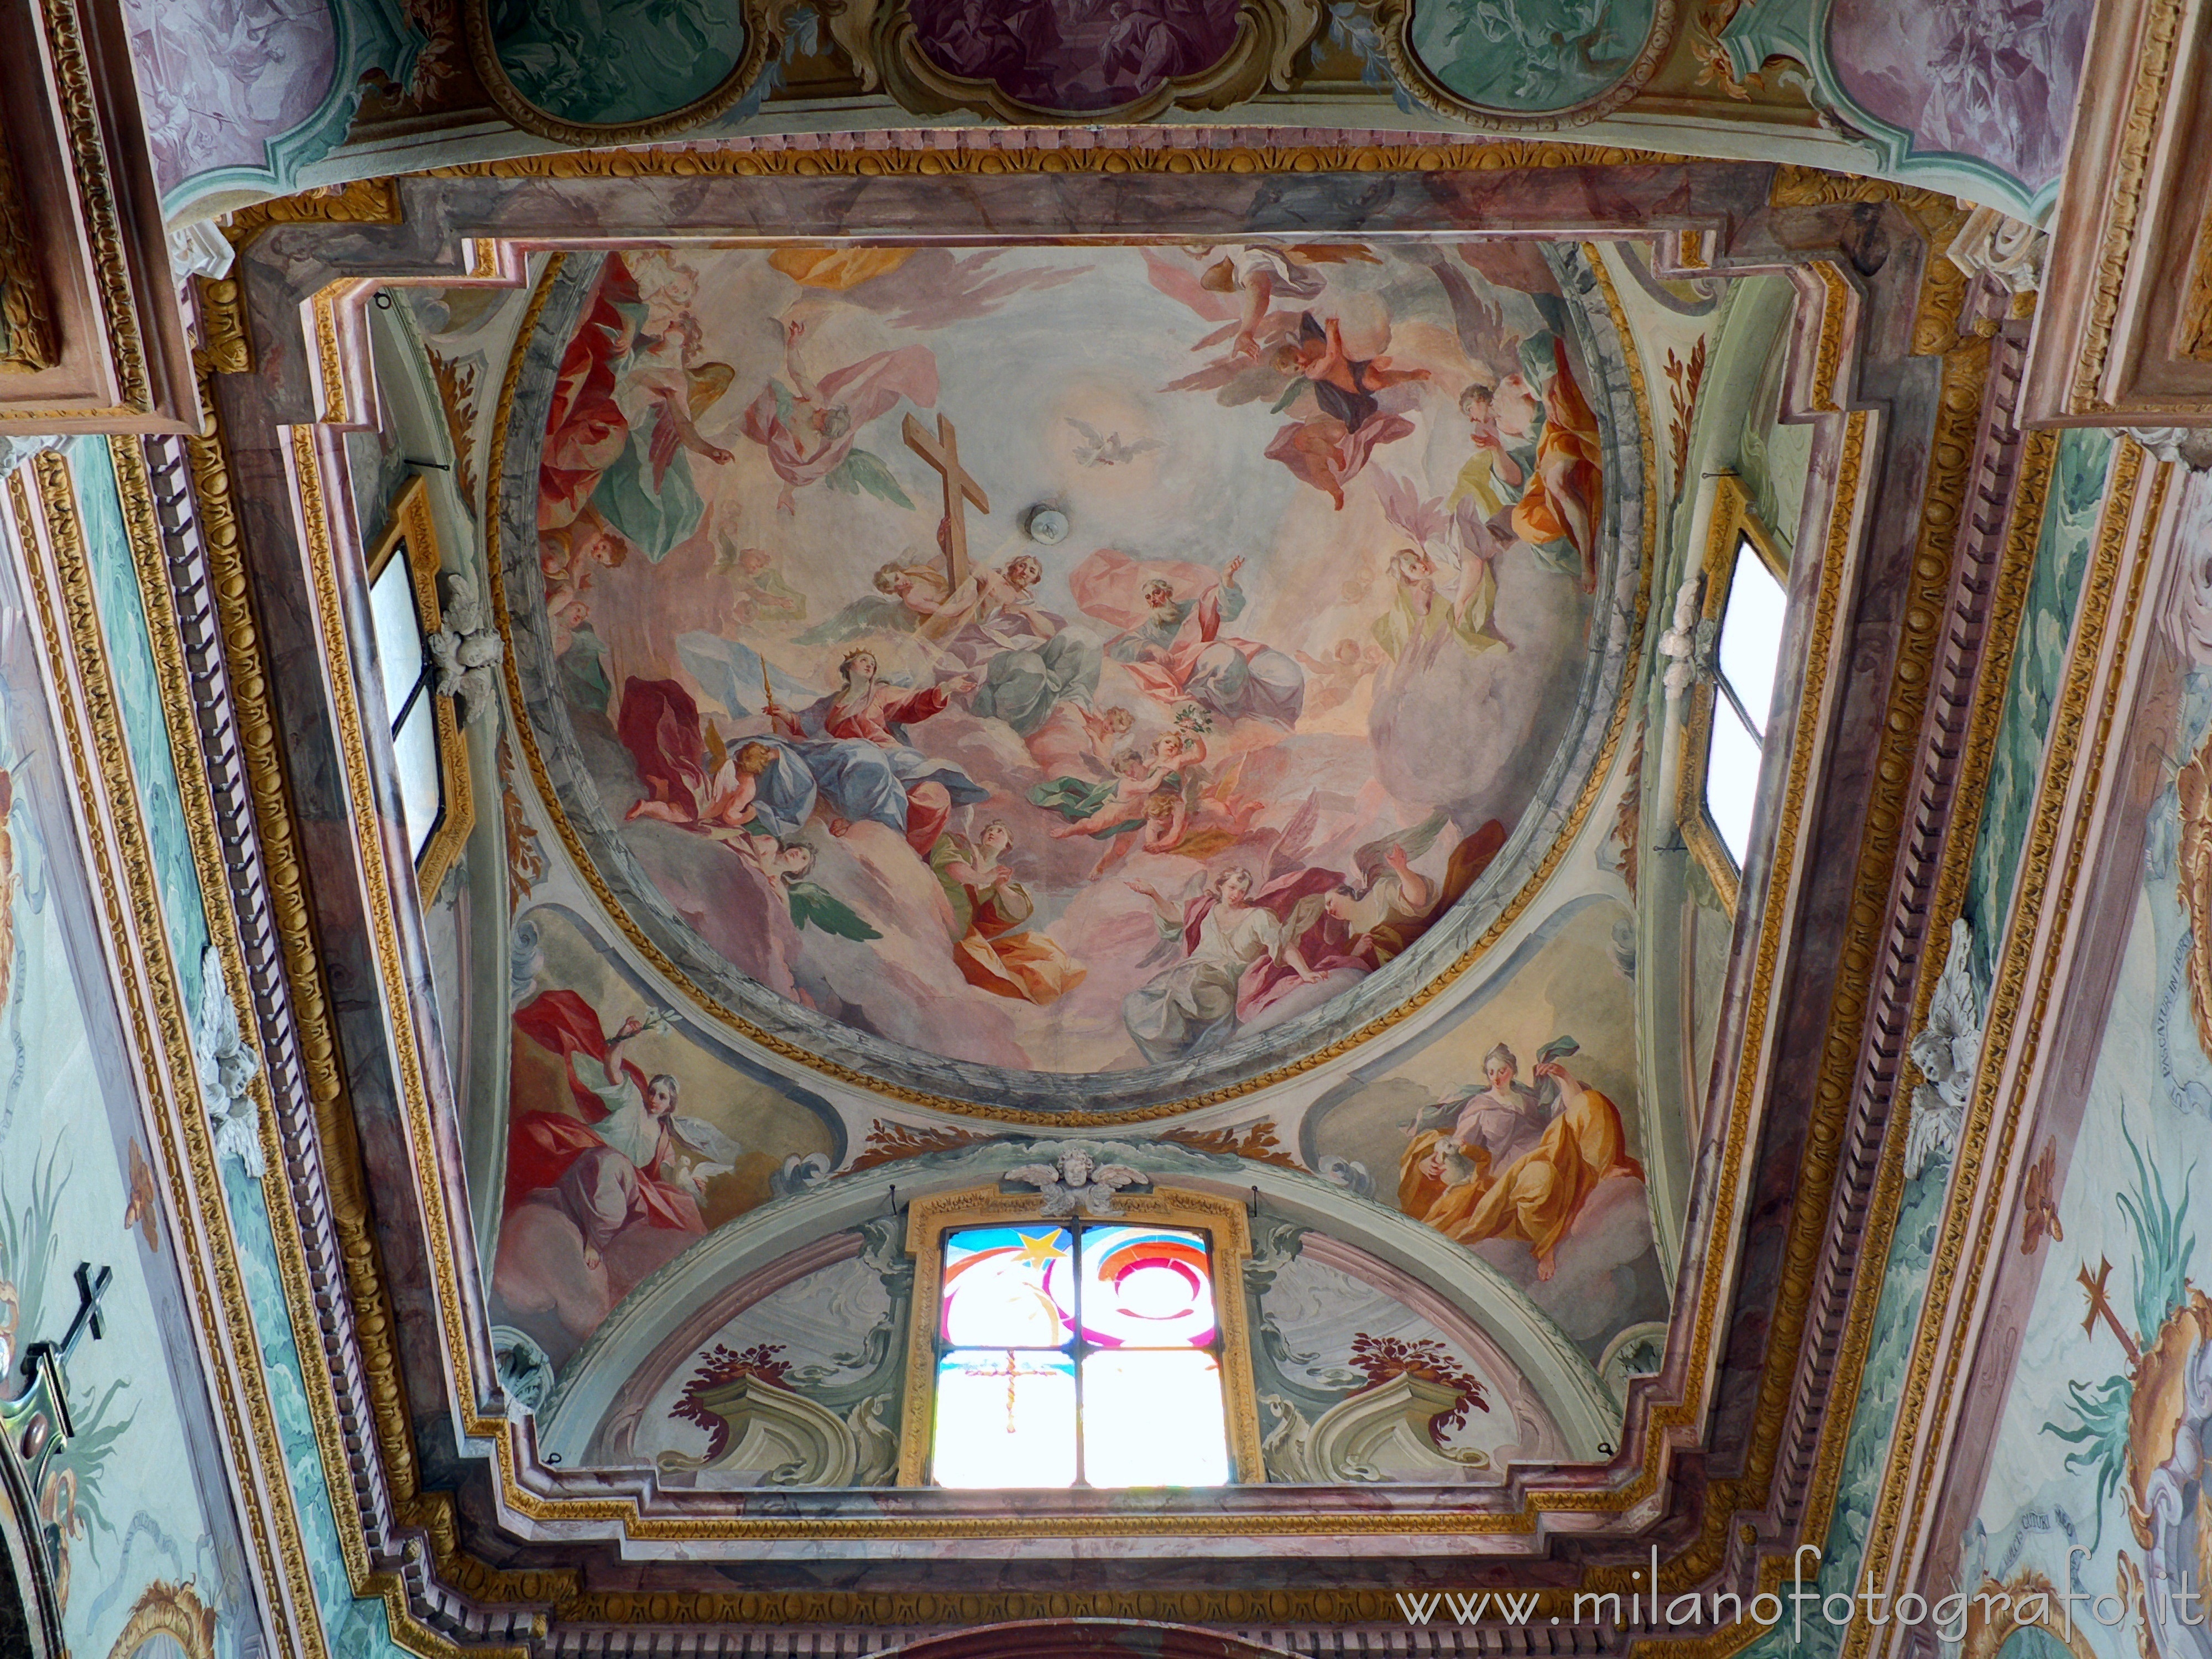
[1381,0,1677,126]
[875,0,1318,122]
[465,0,779,146]
[494,238,1647,1111]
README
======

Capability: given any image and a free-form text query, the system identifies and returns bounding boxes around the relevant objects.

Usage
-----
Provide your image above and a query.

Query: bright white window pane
[1080,1350,1228,1488]
[1705,706,1762,868]
[932,1351,1077,1488]
[1717,544,1787,741]
[368,552,428,724]
[393,696,444,862]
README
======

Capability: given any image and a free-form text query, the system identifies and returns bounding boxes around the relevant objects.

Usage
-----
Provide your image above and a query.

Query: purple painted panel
[1827,0,2092,195]
[909,0,1241,113]
[120,0,339,195]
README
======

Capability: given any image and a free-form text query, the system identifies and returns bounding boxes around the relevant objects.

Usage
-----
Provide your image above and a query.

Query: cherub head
[1112,748,1150,779]
[810,404,853,440]
[738,547,773,576]
[1389,546,1435,587]
[770,838,816,883]
[1061,1145,1097,1186]
[1144,790,1181,823]
[1150,733,1185,765]
[1102,706,1136,736]
[733,741,776,778]
[1493,373,1540,439]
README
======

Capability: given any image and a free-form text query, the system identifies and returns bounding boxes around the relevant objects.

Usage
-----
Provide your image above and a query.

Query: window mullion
[1713,673,1762,745]
[1071,1223,1088,1489]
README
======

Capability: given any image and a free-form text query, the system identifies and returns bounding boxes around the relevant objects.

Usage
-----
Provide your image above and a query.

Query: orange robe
[1448,1082,1643,1262]
[1510,337,1604,592]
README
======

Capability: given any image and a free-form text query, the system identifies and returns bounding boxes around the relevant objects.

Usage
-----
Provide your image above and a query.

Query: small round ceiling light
[1022,505,1070,546]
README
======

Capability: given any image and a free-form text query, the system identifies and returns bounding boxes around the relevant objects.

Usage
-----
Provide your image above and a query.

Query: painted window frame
[1676,477,1789,914]
[898,1185,1265,1488]
[363,475,473,896]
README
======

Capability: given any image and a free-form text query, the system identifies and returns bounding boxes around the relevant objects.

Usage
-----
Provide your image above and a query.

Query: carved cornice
[430,134,1678,181]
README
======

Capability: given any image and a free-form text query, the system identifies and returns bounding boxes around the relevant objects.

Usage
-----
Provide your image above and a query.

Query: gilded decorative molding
[2065,0,2184,412]
[461,0,784,148]
[857,0,1323,123]
[1848,446,2161,1659]
[0,132,55,374]
[432,136,1678,182]
[1355,0,1677,129]
[1767,166,1974,357]
[2182,207,2212,363]
[197,180,404,378]
[3,0,151,421]
[104,1579,217,1659]
[9,450,327,1659]
[281,425,578,1625]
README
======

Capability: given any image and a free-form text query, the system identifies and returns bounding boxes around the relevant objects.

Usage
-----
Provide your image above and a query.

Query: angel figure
[1328,817,1508,965]
[796,559,949,646]
[506,995,745,1266]
[429,571,505,726]
[739,317,938,513]
[1369,471,1516,665]
[1121,865,1342,1064]
[1004,1146,1147,1218]
[733,833,880,942]
[930,820,1085,1005]
[1295,638,1387,714]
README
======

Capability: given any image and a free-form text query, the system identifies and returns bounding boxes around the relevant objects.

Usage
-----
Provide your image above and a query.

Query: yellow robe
[1448,1083,1642,1262]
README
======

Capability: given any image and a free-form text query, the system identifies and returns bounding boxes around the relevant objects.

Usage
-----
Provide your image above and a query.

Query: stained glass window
[930,1222,1230,1488]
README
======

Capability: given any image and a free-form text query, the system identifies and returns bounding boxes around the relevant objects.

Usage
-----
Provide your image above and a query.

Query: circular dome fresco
[494,239,1645,1111]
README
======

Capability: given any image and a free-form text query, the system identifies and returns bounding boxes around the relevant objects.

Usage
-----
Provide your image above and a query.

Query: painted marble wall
[0,453,257,1658]
[1953,470,2212,1659]
[59,440,415,1658]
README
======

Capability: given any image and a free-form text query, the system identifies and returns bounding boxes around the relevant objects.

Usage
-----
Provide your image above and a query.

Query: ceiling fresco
[499,238,1641,1091]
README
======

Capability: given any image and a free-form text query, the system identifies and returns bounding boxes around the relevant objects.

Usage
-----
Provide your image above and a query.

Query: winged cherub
[1003,1146,1147,1217]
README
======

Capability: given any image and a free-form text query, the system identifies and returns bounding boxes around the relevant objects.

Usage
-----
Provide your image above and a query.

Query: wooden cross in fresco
[903,413,990,592]
[2077,1256,2142,1363]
